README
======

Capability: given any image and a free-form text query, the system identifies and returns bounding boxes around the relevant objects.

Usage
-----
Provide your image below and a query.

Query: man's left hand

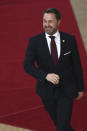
[76,91,84,100]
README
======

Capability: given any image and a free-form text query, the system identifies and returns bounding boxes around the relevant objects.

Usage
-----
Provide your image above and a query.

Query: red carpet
[0,0,87,130]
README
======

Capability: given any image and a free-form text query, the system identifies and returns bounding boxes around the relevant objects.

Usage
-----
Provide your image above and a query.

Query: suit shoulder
[60,31,75,39]
[27,32,44,48]
[29,32,44,41]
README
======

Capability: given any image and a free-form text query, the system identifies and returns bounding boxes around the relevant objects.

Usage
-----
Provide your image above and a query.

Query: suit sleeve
[24,38,47,81]
[71,36,84,92]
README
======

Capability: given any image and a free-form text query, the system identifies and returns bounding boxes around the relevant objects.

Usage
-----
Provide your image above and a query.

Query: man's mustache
[44,26,52,28]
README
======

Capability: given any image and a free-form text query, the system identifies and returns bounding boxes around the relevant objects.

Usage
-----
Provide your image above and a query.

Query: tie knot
[49,36,55,39]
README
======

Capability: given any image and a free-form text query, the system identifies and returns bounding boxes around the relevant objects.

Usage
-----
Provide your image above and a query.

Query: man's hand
[76,91,84,100]
[46,73,60,85]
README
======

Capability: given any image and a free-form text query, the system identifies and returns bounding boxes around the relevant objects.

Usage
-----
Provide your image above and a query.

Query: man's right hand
[45,73,60,85]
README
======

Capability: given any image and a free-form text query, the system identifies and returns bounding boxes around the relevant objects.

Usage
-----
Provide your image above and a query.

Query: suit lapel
[41,33,54,65]
[59,31,66,61]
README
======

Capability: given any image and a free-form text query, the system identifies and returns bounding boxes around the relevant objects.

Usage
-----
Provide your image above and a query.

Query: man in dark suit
[24,8,84,131]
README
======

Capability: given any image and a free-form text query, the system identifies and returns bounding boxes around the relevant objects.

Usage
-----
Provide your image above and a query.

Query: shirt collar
[45,30,60,39]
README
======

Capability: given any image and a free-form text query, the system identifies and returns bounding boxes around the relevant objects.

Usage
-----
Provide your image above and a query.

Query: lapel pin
[62,40,65,43]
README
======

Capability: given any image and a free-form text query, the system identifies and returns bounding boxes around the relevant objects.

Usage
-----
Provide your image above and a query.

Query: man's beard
[44,26,57,35]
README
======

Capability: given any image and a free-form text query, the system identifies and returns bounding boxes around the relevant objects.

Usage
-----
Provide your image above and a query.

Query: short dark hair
[43,8,61,21]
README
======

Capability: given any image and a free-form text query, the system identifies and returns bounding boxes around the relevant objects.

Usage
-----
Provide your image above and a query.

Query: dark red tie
[49,36,58,65]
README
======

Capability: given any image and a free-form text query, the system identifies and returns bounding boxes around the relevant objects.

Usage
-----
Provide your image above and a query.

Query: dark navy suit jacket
[24,31,84,99]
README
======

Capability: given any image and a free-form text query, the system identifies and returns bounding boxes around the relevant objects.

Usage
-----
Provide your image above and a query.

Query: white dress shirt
[45,31,61,59]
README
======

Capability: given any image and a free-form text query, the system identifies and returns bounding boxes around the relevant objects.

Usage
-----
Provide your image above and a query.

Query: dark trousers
[41,95,74,131]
